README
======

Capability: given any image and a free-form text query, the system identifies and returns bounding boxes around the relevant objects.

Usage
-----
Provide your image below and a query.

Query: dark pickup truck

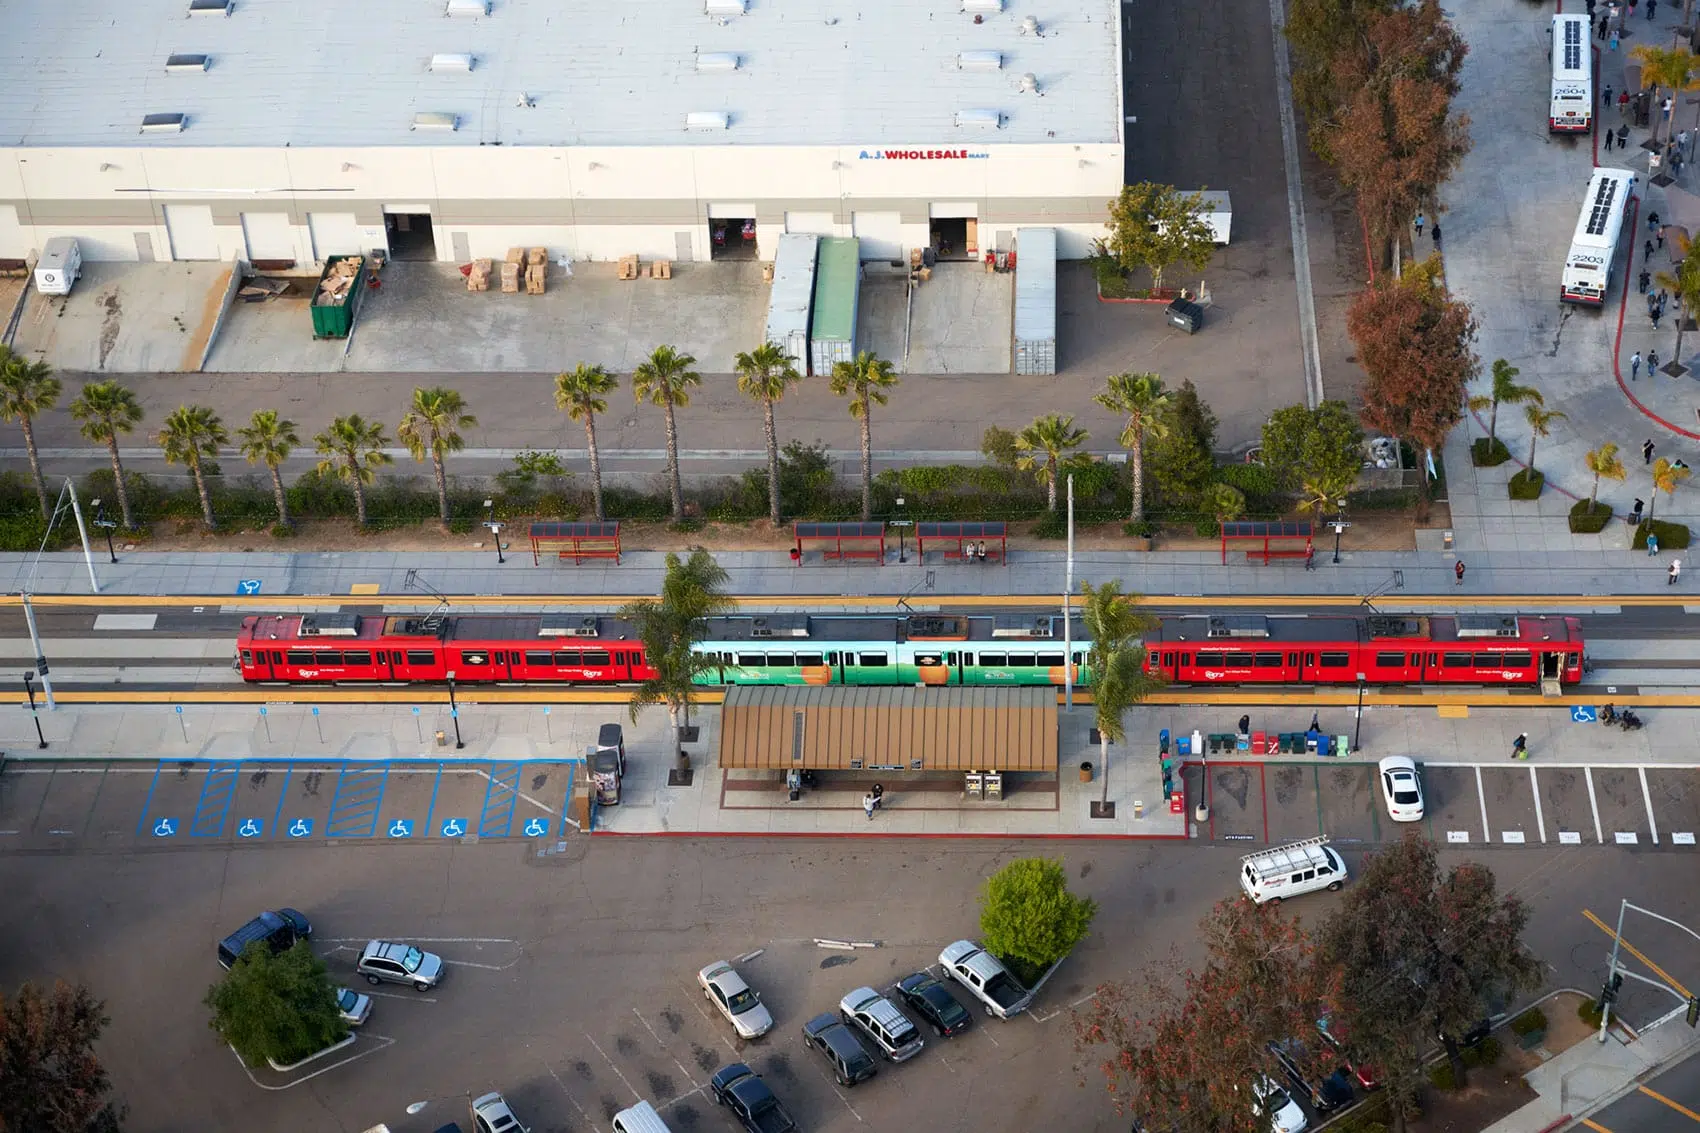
[710,1063,797,1133]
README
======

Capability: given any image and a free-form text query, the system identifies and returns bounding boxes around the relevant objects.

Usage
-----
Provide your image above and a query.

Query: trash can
[1079,761,1092,783]
[1165,297,1203,334]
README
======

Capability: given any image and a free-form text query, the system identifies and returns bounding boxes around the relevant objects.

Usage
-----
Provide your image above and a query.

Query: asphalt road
[2,838,1697,1133]
[1585,1051,1700,1131]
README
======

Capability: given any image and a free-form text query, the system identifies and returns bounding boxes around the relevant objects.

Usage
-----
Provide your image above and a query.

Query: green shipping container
[310,254,366,339]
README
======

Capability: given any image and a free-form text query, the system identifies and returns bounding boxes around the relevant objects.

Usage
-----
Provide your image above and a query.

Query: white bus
[1550,13,1592,133]
[1561,167,1636,306]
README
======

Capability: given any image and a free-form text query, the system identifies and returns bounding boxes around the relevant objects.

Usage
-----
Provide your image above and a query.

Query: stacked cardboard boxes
[618,255,640,281]
[501,247,523,294]
[466,258,493,291]
[525,247,547,294]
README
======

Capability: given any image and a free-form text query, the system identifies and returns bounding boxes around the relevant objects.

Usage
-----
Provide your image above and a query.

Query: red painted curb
[1610,193,1700,441]
[1095,292,1180,305]
[1534,1117,1573,1133]
[590,829,1190,841]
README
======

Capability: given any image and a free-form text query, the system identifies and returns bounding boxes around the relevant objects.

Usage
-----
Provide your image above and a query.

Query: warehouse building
[0,0,1123,269]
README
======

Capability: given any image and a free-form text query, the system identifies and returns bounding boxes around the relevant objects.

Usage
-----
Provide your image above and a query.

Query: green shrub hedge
[1569,499,1613,533]
[1511,1006,1548,1036]
[1473,437,1511,466]
[1634,519,1691,549]
[1508,469,1544,500]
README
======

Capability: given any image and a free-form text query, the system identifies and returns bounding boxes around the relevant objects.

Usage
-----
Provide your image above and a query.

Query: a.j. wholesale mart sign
[858,148,991,160]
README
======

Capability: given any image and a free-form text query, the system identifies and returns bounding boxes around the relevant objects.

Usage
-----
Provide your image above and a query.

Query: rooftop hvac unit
[540,614,602,637]
[300,613,360,637]
[140,112,187,133]
[907,616,959,638]
[749,615,809,638]
[429,53,476,71]
[444,0,490,14]
[1365,615,1425,639]
[188,0,232,15]
[696,52,741,72]
[1455,615,1521,639]
[962,0,1003,11]
[958,50,1003,71]
[1018,72,1039,94]
[165,53,210,72]
[705,0,747,13]
[412,111,460,131]
[686,110,730,130]
[1021,15,1042,35]
[1205,616,1270,639]
[992,614,1052,638]
[954,108,1002,129]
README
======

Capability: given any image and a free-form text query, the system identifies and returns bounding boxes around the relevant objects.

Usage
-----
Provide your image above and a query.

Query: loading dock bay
[1181,761,1700,849]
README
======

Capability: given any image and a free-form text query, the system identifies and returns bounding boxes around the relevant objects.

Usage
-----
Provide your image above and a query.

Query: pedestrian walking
[1640,268,1652,293]
[1629,0,1638,16]
[1651,0,1659,16]
[1650,211,1662,232]
[1653,305,1663,330]
[1511,733,1529,761]
[1239,714,1252,739]
[1604,128,1615,151]
[1632,498,1646,527]
[1645,437,1657,464]
[1650,349,1660,374]
[1618,122,1629,148]
[871,782,884,810]
[1304,543,1316,571]
[1646,238,1655,263]
[1432,223,1442,249]
[1672,558,1684,584]
[1683,129,1694,157]
[1309,712,1321,733]
[1632,350,1643,379]
[862,792,876,821]
[1611,29,1620,50]
[1601,12,1612,35]
[1455,559,1466,586]
[1658,226,1666,250]
[1414,212,1426,238]
[1649,531,1661,555]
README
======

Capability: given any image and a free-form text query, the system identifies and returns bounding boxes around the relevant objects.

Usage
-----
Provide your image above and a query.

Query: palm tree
[1094,372,1172,524]
[1653,230,1700,373]
[1584,443,1627,510]
[1630,45,1700,145]
[314,414,393,527]
[1207,482,1247,526]
[632,345,702,522]
[620,550,734,768]
[1015,414,1089,511]
[397,387,476,529]
[0,349,61,519]
[1648,456,1692,522]
[237,409,301,528]
[1080,580,1162,809]
[158,405,228,530]
[1523,404,1566,473]
[829,350,900,521]
[1466,360,1540,451]
[735,343,803,526]
[68,381,144,530]
[554,363,620,522]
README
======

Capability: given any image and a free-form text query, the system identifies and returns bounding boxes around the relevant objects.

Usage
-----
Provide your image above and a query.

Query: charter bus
[1561,167,1636,305]
[1550,13,1592,133]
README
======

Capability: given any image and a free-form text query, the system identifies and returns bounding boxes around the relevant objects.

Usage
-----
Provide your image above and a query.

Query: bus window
[1007,654,1035,667]
[286,650,313,666]
[1255,652,1282,668]
[1319,651,1350,667]
[582,650,611,666]
[526,651,552,666]
[554,650,582,666]
[1225,652,1254,667]
[344,650,372,666]
[313,651,341,666]
[797,653,824,667]
[1443,652,1470,667]
[767,653,795,667]
[1472,652,1504,669]
[859,652,889,667]
[1037,653,1064,667]
[406,650,435,666]
[738,653,765,667]
[1374,651,1404,667]
[1503,651,1533,669]
[1196,651,1225,667]
[978,653,1007,667]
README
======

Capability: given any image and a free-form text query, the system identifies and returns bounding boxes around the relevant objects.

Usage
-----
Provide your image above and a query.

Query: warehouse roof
[0,0,1122,149]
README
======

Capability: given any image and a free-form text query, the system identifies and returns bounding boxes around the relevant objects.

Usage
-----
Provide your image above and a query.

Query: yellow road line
[1582,909,1693,998]
[1581,1118,1615,1132]
[1640,1085,1700,1124]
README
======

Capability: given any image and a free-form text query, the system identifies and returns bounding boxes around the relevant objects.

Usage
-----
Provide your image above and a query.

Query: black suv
[801,1012,878,1087]
[896,972,973,1038]
[217,908,312,968]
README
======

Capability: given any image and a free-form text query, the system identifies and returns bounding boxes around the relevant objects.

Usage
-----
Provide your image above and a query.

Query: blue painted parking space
[325,764,388,838]
[478,762,522,838]
[190,763,240,837]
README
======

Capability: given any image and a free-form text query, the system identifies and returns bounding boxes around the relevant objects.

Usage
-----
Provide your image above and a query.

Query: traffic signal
[1686,996,1698,1028]
[1600,971,1624,1009]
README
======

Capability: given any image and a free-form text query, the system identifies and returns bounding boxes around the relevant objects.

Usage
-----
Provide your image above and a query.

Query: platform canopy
[718,686,1057,772]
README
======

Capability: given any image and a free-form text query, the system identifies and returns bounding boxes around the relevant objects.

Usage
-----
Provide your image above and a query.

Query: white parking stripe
[1585,768,1605,844]
[1529,766,1546,843]
[1639,767,1659,845]
[1474,766,1490,843]
[538,1053,602,1133]
[632,1007,702,1089]
[585,1033,642,1102]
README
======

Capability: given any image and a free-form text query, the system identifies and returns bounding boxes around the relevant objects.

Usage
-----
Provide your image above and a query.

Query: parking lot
[0,759,580,848]
[1182,760,1700,849]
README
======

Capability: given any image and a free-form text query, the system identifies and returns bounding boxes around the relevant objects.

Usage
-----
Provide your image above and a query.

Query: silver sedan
[698,960,774,1039]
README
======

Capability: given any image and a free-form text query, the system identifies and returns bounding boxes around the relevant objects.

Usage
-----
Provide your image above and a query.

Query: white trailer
[34,236,81,296]
[1561,167,1636,306]
[764,233,819,371]
[1013,227,1057,375]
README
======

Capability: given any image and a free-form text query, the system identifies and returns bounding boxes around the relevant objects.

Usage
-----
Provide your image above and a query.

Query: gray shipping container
[765,233,819,371]
[809,236,861,376]
[1013,227,1057,375]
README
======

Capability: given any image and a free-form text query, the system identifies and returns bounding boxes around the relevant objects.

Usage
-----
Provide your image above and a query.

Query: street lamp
[895,496,907,563]
[445,669,465,749]
[22,671,45,749]
[91,498,117,563]
[1353,674,1367,753]
[484,498,505,565]
[1329,498,1351,564]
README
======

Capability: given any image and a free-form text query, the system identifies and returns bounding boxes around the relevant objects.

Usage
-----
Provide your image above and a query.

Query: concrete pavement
[1485,1016,1700,1133]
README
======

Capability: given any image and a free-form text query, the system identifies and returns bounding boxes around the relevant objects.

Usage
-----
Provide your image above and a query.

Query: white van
[35,237,82,296]
[1239,836,1346,904]
[611,1101,672,1133]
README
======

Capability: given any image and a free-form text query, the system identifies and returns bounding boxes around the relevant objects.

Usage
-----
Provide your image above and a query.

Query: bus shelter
[529,521,621,565]
[792,521,885,564]
[915,521,1007,562]
[1220,520,1312,565]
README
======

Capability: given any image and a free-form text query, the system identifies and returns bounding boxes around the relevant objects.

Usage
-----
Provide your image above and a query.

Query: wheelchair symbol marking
[152,817,178,837]
[1571,705,1597,723]
[441,817,466,838]
[288,818,313,838]
[236,579,263,595]
[523,818,549,838]
[238,818,262,839]
[388,818,414,838]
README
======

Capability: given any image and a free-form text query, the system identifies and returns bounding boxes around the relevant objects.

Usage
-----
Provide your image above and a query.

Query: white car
[470,1091,529,1133]
[1251,1075,1308,1133]
[698,960,774,1039]
[1377,756,1425,822]
[333,986,371,1026]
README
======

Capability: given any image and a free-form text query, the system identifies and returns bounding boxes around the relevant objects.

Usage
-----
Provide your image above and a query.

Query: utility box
[1012,227,1056,375]
[35,237,82,296]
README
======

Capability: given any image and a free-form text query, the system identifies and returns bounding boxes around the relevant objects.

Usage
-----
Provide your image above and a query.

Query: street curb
[591,829,1189,841]
[1560,1023,1700,1131]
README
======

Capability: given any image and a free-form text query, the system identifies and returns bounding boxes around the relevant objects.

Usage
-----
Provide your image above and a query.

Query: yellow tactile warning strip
[1438,705,1472,718]
[348,583,381,595]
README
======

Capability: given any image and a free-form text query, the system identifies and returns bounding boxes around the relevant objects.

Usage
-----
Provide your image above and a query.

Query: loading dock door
[786,211,837,236]
[240,212,295,262]
[163,204,219,261]
[308,212,363,260]
[852,212,903,262]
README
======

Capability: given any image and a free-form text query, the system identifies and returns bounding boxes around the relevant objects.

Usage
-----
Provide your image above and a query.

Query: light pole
[484,498,505,564]
[445,670,464,749]
[1329,498,1350,564]
[91,498,118,563]
[22,671,46,749]
[1353,675,1367,753]
[894,496,908,563]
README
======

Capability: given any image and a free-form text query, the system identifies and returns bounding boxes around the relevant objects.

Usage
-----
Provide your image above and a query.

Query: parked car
[469,1092,529,1133]
[217,908,312,968]
[839,986,924,1062]
[1377,756,1425,822]
[698,960,774,1039]
[1316,1015,1379,1090]
[334,986,372,1026]
[1269,1040,1354,1112]
[356,940,444,991]
[709,1063,797,1133]
[800,1011,878,1086]
[1250,1076,1308,1133]
[938,940,1033,1019]
[895,972,973,1037]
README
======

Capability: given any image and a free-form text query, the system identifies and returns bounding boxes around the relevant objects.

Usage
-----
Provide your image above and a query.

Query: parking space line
[1586,768,1605,844]
[422,763,444,835]
[134,762,165,837]
[479,761,521,838]
[325,762,388,838]
[1581,909,1693,998]
[1639,767,1659,845]
[1529,766,1546,843]
[1312,766,1325,835]
[538,1054,603,1133]
[685,991,742,1056]
[584,1032,642,1102]
[559,760,579,834]
[1475,766,1489,843]
[190,763,239,837]
[1638,1085,1700,1124]
[633,1007,703,1088]
[1579,1118,1614,1133]
[1259,764,1270,843]
[268,764,293,838]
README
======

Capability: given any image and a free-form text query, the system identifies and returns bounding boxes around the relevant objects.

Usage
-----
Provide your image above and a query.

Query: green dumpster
[310,254,366,339]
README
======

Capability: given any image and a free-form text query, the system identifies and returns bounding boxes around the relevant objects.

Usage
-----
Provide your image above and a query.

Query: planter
[261,1032,357,1072]
[1078,761,1092,783]
[1517,1028,1547,1050]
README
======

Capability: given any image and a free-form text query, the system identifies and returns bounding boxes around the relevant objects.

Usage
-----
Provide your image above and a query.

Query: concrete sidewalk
[1484,1016,1700,1133]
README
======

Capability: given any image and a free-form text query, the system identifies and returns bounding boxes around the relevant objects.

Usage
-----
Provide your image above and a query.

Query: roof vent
[429,52,475,71]
[1018,72,1040,93]
[188,0,232,14]
[140,112,187,134]
[705,0,747,13]
[1021,14,1043,35]
[165,53,210,72]
[958,49,1003,71]
[962,0,1003,11]
[444,0,489,13]
[686,110,730,130]
[539,614,602,637]
[697,52,741,72]
[954,108,1003,129]
[411,111,460,131]
[300,612,360,637]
